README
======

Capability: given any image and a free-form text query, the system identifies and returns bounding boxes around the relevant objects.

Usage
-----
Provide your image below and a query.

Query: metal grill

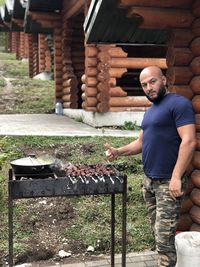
[8,164,127,267]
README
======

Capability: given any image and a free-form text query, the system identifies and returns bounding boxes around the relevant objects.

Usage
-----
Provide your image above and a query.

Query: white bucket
[175,231,200,267]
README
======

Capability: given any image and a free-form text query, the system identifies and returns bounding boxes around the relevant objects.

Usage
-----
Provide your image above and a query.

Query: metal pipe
[122,175,127,267]
[111,193,115,267]
[8,169,14,267]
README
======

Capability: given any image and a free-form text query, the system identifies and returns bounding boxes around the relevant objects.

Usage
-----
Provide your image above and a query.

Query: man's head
[139,66,168,103]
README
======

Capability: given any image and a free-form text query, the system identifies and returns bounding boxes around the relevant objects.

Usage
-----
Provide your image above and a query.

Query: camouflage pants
[143,175,187,267]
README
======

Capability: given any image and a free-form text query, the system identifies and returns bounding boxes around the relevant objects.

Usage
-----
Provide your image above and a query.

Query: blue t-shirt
[141,93,195,179]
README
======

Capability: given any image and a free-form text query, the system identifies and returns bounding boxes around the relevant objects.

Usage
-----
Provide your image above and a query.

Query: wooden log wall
[61,16,78,107]
[44,37,52,73]
[166,0,200,232]
[19,32,25,59]
[32,34,39,77]
[38,34,46,73]
[71,14,85,108]
[38,34,52,73]
[54,26,63,101]
[28,34,34,78]
[11,32,17,53]
[24,34,29,58]
[82,45,98,112]
[15,32,20,60]
[61,1,87,109]
[83,44,165,112]
[28,34,38,78]
[189,0,200,232]
[12,31,28,60]
[6,32,12,52]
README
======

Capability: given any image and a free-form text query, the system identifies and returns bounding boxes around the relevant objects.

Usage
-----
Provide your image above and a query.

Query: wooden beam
[109,96,151,107]
[127,7,194,29]
[109,57,167,69]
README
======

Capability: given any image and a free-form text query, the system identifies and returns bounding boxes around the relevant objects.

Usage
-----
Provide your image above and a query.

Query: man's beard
[145,84,167,103]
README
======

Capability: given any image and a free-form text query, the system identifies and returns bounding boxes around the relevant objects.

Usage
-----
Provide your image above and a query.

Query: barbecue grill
[8,163,127,267]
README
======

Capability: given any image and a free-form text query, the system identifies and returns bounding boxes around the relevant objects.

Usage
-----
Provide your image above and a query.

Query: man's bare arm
[105,130,143,161]
[169,124,196,199]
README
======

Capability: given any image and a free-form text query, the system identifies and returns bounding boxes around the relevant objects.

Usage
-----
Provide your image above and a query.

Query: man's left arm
[169,124,196,200]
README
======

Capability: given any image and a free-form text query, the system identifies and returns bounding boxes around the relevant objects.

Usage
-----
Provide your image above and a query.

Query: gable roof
[84,0,169,45]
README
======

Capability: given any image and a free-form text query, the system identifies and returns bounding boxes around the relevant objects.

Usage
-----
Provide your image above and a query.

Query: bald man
[105,66,196,267]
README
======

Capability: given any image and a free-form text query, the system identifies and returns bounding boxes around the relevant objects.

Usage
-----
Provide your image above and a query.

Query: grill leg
[111,194,115,267]
[122,176,127,267]
[8,169,14,267]
[8,195,13,267]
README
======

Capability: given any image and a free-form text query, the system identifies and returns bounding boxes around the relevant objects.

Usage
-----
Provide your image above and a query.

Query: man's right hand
[104,143,119,161]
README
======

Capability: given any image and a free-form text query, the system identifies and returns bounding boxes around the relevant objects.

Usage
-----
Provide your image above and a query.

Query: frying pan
[10,156,55,176]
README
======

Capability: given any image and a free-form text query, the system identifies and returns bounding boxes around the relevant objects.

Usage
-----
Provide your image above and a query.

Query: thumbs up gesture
[104,143,119,161]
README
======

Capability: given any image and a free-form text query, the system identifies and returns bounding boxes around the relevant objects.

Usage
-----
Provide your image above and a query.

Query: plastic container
[175,231,200,267]
[55,101,63,115]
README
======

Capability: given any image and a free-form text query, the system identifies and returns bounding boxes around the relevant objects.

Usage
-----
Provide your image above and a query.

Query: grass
[0,52,16,60]
[0,52,55,114]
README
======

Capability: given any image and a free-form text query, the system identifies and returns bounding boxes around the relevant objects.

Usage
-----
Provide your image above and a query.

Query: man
[105,66,196,267]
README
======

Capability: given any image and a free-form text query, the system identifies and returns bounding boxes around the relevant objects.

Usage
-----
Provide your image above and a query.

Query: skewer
[109,175,115,184]
[91,176,98,183]
[97,175,105,182]
[78,176,85,183]
[69,176,77,184]
[115,175,123,183]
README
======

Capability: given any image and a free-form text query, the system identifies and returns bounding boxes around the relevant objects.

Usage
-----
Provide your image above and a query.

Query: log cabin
[0,0,199,232]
